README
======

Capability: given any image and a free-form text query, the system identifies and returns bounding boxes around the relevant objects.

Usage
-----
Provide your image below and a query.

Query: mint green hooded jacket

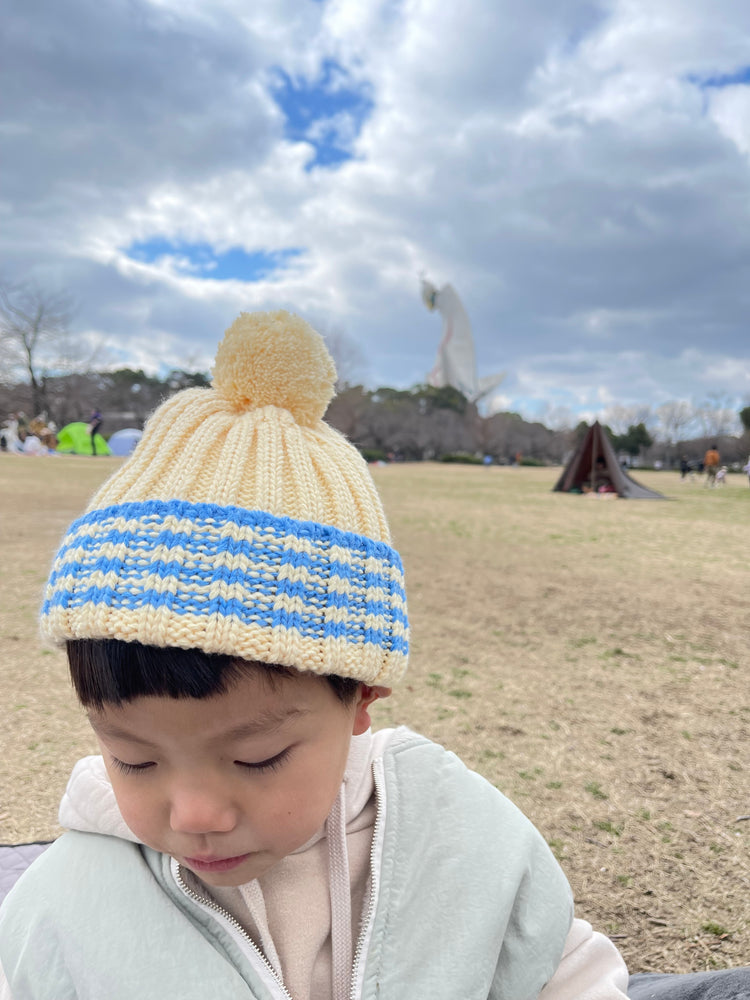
[0,730,573,999]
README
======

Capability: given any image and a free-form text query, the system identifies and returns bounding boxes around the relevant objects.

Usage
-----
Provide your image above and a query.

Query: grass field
[1,454,748,973]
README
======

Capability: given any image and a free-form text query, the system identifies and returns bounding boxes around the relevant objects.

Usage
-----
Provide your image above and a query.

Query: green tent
[56,422,111,456]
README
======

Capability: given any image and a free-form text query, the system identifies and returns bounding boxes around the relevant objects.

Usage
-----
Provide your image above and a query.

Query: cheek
[282,749,349,822]
[109,779,161,840]
[252,761,341,837]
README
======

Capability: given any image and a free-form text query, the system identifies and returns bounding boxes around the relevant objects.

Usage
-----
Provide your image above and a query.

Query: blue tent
[108,427,142,456]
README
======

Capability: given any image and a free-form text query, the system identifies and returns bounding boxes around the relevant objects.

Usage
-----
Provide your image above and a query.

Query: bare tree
[696,393,741,438]
[0,280,75,415]
[655,401,696,445]
[317,323,366,390]
[603,404,654,437]
[535,403,575,432]
[326,385,370,441]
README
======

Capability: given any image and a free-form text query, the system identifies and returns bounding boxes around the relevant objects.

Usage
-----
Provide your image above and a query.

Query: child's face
[88,669,378,887]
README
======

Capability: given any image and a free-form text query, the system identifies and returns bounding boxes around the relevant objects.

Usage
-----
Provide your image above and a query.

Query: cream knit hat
[41,310,408,686]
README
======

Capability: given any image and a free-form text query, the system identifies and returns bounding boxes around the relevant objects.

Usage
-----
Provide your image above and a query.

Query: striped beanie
[40,310,409,686]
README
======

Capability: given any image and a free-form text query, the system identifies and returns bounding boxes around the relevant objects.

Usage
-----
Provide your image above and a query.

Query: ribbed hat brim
[41,499,409,687]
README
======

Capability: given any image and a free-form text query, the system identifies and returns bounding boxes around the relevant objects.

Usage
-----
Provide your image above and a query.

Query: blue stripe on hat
[42,500,408,657]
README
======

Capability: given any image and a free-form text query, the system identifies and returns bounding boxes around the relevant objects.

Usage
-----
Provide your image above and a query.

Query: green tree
[573,420,590,446]
[618,422,653,457]
[739,406,750,433]
[416,383,468,415]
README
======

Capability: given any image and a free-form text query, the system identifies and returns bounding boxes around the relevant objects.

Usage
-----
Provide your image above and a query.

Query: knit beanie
[40,310,408,686]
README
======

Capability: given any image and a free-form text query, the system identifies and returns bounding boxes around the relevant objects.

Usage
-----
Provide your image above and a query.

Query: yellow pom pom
[212,310,337,426]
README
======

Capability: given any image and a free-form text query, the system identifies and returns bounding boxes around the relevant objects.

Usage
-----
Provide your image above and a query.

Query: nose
[169,780,238,835]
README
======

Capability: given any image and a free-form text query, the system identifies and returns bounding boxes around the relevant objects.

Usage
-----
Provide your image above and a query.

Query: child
[0,311,739,999]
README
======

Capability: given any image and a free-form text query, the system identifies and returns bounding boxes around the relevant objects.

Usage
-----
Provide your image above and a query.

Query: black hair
[67,639,361,709]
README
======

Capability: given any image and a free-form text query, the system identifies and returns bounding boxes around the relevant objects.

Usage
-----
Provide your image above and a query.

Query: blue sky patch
[125,240,303,281]
[270,58,374,169]
[688,65,750,89]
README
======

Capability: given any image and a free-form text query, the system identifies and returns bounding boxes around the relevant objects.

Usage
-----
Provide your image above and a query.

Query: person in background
[88,408,103,456]
[703,443,719,487]
[582,456,615,494]
[14,412,29,442]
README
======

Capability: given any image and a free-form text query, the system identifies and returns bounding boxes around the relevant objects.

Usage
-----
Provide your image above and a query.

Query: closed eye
[110,756,156,775]
[236,747,291,773]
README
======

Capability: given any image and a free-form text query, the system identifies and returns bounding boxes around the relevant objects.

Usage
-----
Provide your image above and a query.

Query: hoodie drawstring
[327,782,353,1000]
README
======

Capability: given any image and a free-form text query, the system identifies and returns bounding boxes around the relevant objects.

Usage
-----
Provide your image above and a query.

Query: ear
[352,685,391,735]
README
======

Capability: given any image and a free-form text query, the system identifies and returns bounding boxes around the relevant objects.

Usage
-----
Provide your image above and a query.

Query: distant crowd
[680,444,750,488]
[0,411,58,454]
[0,409,104,456]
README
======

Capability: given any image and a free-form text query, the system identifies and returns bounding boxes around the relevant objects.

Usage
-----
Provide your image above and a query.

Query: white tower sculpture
[421,278,505,403]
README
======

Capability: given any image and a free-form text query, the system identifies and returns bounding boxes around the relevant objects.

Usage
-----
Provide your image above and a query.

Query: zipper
[172,860,293,1000]
[349,758,387,1000]
[170,753,389,1000]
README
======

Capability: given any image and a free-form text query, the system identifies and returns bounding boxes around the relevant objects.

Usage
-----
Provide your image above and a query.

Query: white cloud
[2,0,750,423]
[708,85,750,156]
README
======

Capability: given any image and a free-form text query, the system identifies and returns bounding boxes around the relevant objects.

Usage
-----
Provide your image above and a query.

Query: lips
[183,853,252,873]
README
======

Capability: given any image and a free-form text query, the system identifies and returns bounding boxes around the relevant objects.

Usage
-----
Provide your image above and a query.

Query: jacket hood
[59,755,139,842]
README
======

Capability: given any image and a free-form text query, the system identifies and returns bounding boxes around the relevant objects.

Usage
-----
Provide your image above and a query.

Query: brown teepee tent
[553,422,665,499]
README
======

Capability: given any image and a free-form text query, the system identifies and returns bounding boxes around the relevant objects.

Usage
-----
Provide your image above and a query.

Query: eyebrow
[89,707,308,748]
[215,710,308,744]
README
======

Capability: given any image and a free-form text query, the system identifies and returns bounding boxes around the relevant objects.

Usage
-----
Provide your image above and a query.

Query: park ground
[1,455,748,973]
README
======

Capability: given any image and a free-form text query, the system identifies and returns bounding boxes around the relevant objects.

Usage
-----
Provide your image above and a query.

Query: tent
[553,422,665,499]
[108,427,142,456]
[56,422,111,456]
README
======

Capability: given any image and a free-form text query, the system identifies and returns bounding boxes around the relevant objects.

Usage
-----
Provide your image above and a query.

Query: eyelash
[237,747,291,773]
[110,756,155,776]
[109,748,292,776]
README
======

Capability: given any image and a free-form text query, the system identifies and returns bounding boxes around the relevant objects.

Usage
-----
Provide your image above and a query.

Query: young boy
[0,311,702,998]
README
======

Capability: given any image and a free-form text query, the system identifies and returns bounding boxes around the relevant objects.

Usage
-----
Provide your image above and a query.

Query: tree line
[4,366,748,468]
[1,279,748,466]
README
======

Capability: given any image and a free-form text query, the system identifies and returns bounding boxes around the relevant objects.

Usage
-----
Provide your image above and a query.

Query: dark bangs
[66,638,360,708]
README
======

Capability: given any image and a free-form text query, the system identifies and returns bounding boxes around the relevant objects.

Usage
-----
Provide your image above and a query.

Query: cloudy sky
[2,0,750,425]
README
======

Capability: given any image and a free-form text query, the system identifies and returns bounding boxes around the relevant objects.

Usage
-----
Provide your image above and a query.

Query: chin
[183,856,274,888]
[193,867,262,888]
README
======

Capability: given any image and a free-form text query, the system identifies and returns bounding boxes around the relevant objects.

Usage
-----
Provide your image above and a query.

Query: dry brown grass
[1,454,748,973]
